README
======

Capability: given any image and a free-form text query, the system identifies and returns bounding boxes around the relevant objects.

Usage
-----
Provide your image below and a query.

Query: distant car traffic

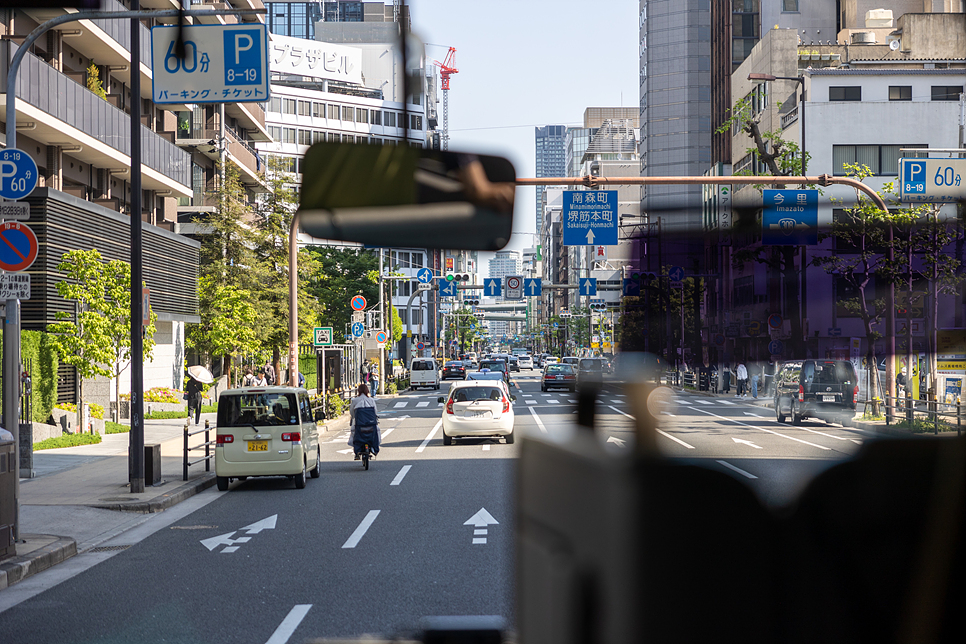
[438,380,515,445]
[542,363,576,392]
[518,355,534,369]
[561,356,579,368]
[478,359,510,384]
[576,357,605,387]
[442,360,467,380]
[508,355,521,372]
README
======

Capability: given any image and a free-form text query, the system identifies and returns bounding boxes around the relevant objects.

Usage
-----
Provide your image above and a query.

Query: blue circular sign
[0,222,39,272]
[417,268,433,284]
[351,295,367,311]
[768,339,784,355]
[0,148,38,200]
[352,322,364,337]
[375,331,388,343]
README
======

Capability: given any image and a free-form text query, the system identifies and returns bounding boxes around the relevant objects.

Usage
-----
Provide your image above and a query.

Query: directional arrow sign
[200,531,249,552]
[416,267,433,283]
[762,189,818,245]
[484,279,501,297]
[241,514,278,534]
[580,278,597,296]
[606,436,626,447]
[439,281,458,297]
[464,507,499,527]
[563,190,618,246]
[732,437,763,449]
[524,278,542,296]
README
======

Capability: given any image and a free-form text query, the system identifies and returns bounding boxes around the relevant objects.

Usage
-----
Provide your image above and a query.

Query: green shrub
[145,410,188,419]
[35,431,102,450]
[299,355,318,390]
[396,378,410,391]
[55,402,105,420]
[2,330,59,423]
[326,393,348,418]
[386,381,397,395]
[893,417,955,433]
[105,421,129,434]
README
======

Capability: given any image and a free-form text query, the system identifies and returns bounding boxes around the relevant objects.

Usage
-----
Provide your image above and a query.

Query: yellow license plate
[248,440,268,452]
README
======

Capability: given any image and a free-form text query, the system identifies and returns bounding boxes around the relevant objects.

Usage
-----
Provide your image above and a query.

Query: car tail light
[502,397,510,413]
[446,398,454,414]
[853,385,859,404]
[216,434,234,444]
[281,432,301,442]
[799,385,804,402]
[564,374,575,380]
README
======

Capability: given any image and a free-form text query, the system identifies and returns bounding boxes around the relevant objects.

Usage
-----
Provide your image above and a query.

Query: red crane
[432,47,458,150]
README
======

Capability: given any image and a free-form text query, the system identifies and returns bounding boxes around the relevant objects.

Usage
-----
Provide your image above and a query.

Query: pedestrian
[897,367,907,397]
[722,364,731,393]
[185,374,204,425]
[242,367,257,387]
[297,371,305,388]
[254,369,268,387]
[263,360,276,386]
[735,362,748,397]
[751,363,760,399]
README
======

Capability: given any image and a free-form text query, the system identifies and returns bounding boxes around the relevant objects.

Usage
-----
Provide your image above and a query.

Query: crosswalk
[382,392,761,410]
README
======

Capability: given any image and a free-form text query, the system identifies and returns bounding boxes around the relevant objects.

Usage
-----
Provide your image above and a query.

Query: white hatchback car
[438,380,515,444]
[518,355,534,369]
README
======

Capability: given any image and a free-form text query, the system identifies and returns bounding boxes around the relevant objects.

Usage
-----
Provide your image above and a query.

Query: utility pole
[378,249,385,394]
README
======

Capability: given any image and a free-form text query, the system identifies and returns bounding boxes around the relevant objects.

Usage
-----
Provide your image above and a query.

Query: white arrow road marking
[716,460,758,480]
[743,411,768,418]
[465,508,499,527]
[606,436,626,447]
[342,510,380,549]
[416,420,442,452]
[241,515,277,534]
[528,407,548,433]
[688,407,831,451]
[732,437,763,449]
[608,406,694,449]
[265,605,312,644]
[200,531,250,552]
[390,465,412,486]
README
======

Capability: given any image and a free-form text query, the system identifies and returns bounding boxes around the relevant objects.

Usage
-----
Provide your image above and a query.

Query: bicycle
[356,426,377,470]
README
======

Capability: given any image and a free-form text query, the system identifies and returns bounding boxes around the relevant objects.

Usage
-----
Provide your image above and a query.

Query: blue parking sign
[902,159,927,194]
[224,28,264,86]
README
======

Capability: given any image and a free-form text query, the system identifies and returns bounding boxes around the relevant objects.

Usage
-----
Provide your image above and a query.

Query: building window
[371,110,382,126]
[782,0,799,11]
[411,309,422,326]
[298,129,312,145]
[384,111,396,127]
[410,252,424,268]
[313,130,325,144]
[282,128,296,144]
[328,104,340,120]
[328,132,340,143]
[298,100,311,116]
[312,102,325,118]
[269,96,281,113]
[889,86,912,101]
[733,276,755,308]
[283,98,296,114]
[829,86,861,101]
[410,114,422,130]
[931,85,963,101]
[832,144,927,175]
[342,105,354,122]
[268,125,281,141]
[356,108,368,123]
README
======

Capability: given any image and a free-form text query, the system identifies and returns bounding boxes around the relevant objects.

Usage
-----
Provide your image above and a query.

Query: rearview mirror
[437,397,446,404]
[297,143,516,250]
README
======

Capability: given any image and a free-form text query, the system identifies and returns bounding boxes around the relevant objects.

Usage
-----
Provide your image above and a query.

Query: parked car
[774,360,858,426]
[542,363,577,392]
[410,359,440,390]
[518,355,534,370]
[478,359,511,384]
[438,380,516,445]
[215,387,321,491]
[442,360,467,380]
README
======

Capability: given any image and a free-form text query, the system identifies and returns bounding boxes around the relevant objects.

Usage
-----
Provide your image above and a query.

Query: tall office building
[266,1,409,40]
[487,250,522,341]
[638,1,712,231]
[535,125,567,232]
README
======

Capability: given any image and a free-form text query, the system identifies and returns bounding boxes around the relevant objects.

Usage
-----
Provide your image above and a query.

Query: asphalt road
[0,370,869,642]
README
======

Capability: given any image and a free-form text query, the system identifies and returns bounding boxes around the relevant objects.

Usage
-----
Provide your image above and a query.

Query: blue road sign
[553,322,559,328]
[762,190,818,245]
[0,148,38,200]
[416,268,433,284]
[151,24,269,104]
[828,327,842,337]
[898,158,966,203]
[439,281,458,297]
[523,278,542,297]
[484,278,501,297]
[562,190,618,246]
[579,278,597,296]
[768,340,784,355]
[622,278,640,297]
[352,322,365,337]
[668,266,684,282]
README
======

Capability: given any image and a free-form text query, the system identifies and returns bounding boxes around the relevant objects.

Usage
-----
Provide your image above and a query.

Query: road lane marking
[528,407,548,433]
[568,399,578,403]
[342,510,380,548]
[549,400,560,404]
[473,538,487,544]
[416,401,430,408]
[688,407,831,451]
[416,420,442,452]
[732,437,762,449]
[695,400,713,405]
[394,402,407,408]
[381,427,397,439]
[474,529,487,535]
[390,465,412,486]
[526,400,537,405]
[716,460,758,479]
[610,399,622,404]
[607,406,694,449]
[719,400,735,405]
[265,604,312,644]
[483,445,491,451]
[798,427,851,441]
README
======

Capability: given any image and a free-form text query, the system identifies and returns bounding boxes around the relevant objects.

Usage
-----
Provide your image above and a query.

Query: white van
[410,358,440,390]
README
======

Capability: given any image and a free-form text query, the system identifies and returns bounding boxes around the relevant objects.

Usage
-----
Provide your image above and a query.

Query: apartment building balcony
[0,42,191,197]
[176,125,268,192]
[189,1,240,25]
[226,100,270,142]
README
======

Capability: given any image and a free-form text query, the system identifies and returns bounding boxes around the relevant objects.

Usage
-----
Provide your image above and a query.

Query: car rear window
[547,364,573,374]
[579,359,603,371]
[452,387,505,402]
[412,361,435,370]
[480,361,506,371]
[468,372,503,381]
[445,361,462,367]
[218,392,300,427]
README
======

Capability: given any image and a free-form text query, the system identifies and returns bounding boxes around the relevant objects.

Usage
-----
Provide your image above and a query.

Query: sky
[407,0,640,265]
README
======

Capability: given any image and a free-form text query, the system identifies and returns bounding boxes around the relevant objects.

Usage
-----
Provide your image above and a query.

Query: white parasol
[187,365,214,384]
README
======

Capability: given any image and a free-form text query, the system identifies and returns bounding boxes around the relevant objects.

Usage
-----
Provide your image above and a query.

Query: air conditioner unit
[851,31,876,45]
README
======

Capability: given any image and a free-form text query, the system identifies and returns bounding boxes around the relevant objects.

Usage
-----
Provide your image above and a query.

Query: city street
[0,370,871,642]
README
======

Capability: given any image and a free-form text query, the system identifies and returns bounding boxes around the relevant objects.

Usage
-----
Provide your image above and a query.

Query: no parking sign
[0,222,39,272]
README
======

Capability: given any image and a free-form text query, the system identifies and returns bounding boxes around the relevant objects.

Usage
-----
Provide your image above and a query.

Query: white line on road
[416,401,430,408]
[607,406,695,450]
[695,400,713,405]
[474,529,488,535]
[719,400,735,405]
[416,421,442,452]
[688,407,831,451]
[568,399,578,403]
[549,399,560,404]
[342,510,380,549]
[526,400,537,405]
[390,465,412,486]
[528,407,548,433]
[483,445,490,451]
[265,604,312,644]
[798,426,851,441]
[394,402,407,408]
[473,538,487,545]
[716,460,758,479]
[381,427,396,439]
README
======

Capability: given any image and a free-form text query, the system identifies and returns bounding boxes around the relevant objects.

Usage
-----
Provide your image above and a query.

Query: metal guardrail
[884,394,963,435]
[183,420,214,481]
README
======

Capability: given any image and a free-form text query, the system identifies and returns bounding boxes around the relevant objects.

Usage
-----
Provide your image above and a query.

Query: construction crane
[431,46,458,150]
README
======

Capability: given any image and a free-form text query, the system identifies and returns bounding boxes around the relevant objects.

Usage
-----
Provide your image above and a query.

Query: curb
[0,536,77,591]
[87,472,217,513]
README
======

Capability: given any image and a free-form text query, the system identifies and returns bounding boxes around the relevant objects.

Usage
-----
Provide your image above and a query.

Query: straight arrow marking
[732,437,763,449]
[464,508,499,527]
[241,514,277,534]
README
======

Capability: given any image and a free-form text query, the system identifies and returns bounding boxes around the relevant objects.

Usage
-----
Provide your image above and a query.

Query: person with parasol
[186,365,214,425]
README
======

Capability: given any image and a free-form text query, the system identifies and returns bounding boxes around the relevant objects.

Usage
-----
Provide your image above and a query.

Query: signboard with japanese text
[0,273,30,300]
[269,33,361,85]
[899,158,966,203]
[762,189,818,245]
[152,24,269,104]
[563,190,618,246]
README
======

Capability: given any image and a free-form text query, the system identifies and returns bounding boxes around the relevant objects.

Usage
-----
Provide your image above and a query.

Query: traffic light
[590,301,607,311]
[463,298,480,305]
[446,273,471,282]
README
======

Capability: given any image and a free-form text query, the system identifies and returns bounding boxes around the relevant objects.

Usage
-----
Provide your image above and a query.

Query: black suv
[774,360,858,426]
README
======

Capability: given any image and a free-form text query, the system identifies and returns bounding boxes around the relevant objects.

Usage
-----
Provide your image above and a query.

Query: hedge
[0,330,59,423]
[299,355,318,391]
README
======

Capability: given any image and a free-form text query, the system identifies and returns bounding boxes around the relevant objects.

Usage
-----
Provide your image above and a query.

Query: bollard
[906,391,914,425]
[958,400,962,436]
[205,419,211,472]
[183,421,189,482]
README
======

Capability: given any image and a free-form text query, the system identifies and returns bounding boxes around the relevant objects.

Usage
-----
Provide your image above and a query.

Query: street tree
[186,275,259,387]
[303,247,380,335]
[48,249,157,427]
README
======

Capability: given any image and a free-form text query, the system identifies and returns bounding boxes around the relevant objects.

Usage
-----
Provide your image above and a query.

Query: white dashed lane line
[608,405,695,450]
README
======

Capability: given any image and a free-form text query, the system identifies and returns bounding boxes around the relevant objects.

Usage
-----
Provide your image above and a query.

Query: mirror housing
[437,396,446,404]
[314,409,325,422]
[297,143,516,250]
